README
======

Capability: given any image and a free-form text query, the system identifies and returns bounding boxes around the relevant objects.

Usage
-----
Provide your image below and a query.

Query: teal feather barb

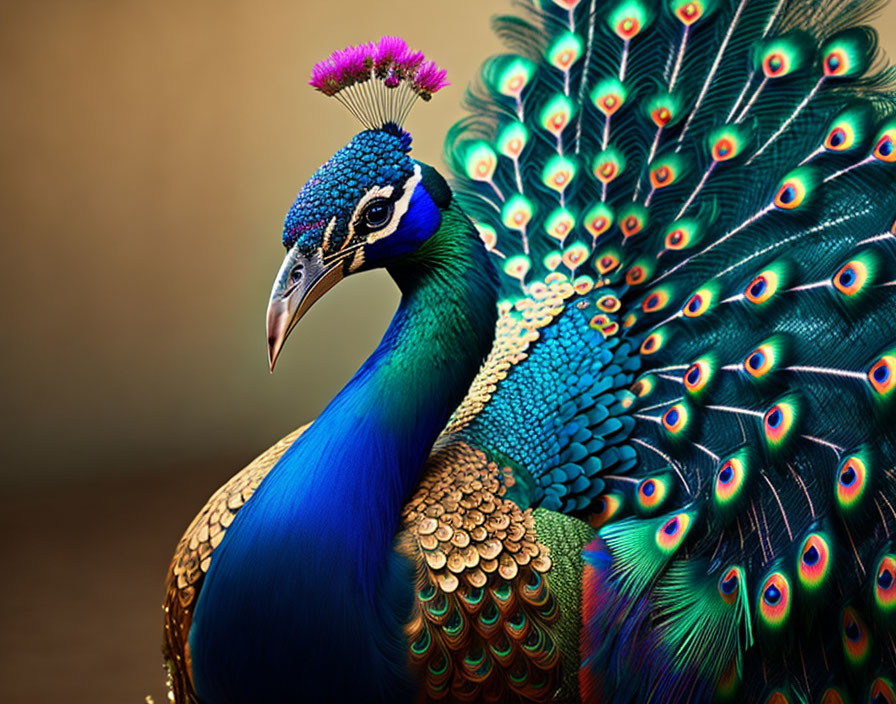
[444,0,896,700]
[163,3,896,702]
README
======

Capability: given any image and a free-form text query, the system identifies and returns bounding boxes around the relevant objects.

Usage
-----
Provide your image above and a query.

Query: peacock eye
[362,199,393,229]
[290,262,304,284]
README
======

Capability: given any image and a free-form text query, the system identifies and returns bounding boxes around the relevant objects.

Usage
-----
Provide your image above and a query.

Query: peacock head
[267,37,450,370]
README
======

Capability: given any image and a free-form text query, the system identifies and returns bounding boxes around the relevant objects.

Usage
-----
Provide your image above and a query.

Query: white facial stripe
[349,248,365,273]
[321,216,337,251]
[366,164,423,244]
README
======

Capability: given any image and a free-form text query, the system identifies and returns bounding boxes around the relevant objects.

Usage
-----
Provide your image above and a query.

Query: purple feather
[373,36,408,76]
[413,60,450,99]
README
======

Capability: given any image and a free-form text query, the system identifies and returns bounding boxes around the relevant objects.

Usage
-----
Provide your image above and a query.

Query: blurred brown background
[1,1,895,702]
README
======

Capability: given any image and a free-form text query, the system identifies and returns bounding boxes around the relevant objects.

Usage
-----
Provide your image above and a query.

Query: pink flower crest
[308,37,448,128]
[309,37,448,99]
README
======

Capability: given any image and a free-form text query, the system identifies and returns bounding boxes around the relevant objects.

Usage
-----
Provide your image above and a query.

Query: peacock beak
[266,248,345,371]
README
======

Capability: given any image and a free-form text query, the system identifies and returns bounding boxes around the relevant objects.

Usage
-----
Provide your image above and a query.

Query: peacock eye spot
[720,573,738,594]
[763,584,781,605]
[839,268,856,286]
[803,545,820,565]
[879,569,894,589]
[750,278,767,297]
[362,199,394,229]
[840,466,856,486]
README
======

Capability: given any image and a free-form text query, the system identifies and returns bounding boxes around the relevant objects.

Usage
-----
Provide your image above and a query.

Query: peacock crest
[309,35,449,131]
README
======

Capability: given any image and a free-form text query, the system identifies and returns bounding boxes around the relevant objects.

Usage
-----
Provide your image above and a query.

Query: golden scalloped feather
[399,440,560,703]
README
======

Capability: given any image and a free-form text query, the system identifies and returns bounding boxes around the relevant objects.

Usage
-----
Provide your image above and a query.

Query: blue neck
[190,205,498,703]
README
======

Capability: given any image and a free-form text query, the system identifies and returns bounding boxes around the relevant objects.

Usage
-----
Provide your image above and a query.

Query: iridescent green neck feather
[189,202,498,703]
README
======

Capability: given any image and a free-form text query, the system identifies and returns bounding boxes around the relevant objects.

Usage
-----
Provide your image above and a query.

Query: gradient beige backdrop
[2,2,895,702]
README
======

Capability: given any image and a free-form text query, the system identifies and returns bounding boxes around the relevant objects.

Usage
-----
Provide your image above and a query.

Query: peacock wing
[398,438,595,703]
[446,279,639,517]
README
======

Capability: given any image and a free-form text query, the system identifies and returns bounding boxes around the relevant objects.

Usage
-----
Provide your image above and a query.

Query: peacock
[162,0,896,700]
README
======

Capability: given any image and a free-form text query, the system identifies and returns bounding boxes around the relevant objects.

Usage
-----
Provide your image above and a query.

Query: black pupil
[365,201,391,227]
